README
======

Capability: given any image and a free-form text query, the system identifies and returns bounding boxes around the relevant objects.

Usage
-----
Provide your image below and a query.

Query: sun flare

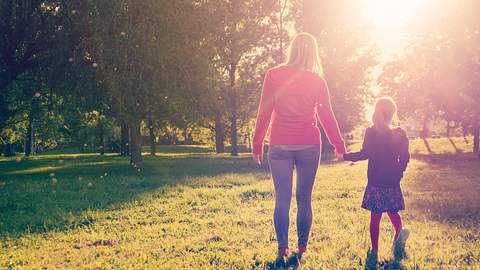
[363,0,427,28]
[363,0,430,52]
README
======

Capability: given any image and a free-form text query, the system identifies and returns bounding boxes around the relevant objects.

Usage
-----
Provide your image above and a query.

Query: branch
[6,117,28,126]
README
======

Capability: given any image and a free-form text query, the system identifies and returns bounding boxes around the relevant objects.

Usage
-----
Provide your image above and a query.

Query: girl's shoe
[287,251,303,270]
[273,254,288,270]
[365,250,378,270]
[393,228,410,261]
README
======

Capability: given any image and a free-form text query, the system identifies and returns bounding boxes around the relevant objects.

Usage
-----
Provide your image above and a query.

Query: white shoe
[393,228,410,261]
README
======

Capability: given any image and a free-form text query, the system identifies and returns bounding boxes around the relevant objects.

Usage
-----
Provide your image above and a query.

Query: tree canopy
[1,0,479,160]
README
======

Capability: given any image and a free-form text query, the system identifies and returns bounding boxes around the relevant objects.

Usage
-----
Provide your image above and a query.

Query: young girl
[341,97,410,265]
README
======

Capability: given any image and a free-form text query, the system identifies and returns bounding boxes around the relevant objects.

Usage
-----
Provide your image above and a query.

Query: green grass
[0,138,479,269]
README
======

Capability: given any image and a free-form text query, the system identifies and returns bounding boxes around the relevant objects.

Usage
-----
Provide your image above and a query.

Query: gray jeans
[268,144,321,249]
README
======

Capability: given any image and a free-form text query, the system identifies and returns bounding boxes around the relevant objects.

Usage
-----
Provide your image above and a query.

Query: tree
[75,0,160,165]
[379,37,445,139]
[458,29,480,153]
[0,1,78,155]
[379,0,480,153]
[75,0,215,164]
[294,0,378,134]
[204,0,279,156]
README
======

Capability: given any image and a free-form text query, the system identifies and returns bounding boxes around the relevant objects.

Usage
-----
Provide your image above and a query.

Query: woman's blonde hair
[372,97,397,129]
[285,32,324,76]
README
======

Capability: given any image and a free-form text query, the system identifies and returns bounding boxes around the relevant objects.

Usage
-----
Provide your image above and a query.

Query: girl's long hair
[285,32,324,76]
[372,97,397,130]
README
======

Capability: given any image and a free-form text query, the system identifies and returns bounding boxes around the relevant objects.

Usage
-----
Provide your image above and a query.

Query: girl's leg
[370,212,383,252]
[268,148,295,254]
[294,145,320,252]
[387,212,403,240]
[388,211,409,261]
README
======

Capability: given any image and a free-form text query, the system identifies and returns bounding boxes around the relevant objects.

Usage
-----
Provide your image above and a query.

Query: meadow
[0,137,479,269]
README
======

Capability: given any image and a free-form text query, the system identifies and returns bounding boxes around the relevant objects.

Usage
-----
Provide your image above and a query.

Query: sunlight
[363,0,426,28]
[363,0,430,53]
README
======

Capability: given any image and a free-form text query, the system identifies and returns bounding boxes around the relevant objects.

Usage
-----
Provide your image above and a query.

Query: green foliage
[3,0,478,159]
[378,0,480,148]
[0,0,80,128]
[189,0,281,155]
[294,0,378,133]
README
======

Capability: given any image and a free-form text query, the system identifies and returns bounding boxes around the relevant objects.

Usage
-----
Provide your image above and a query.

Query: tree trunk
[4,143,14,157]
[473,129,479,153]
[186,131,193,145]
[229,63,238,156]
[279,5,283,63]
[474,117,479,153]
[121,122,130,156]
[421,116,429,139]
[25,112,35,157]
[278,0,287,63]
[148,112,156,156]
[446,120,451,137]
[99,120,105,155]
[170,130,177,145]
[214,113,225,153]
[183,124,193,145]
[462,122,468,138]
[129,118,142,167]
[25,97,38,157]
[421,115,432,152]
[230,106,238,156]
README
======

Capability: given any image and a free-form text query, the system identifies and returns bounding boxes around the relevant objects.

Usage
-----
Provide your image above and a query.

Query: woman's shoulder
[266,65,324,87]
[270,65,323,78]
[268,65,290,74]
[265,65,289,79]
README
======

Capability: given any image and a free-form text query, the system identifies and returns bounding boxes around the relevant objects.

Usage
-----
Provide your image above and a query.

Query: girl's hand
[335,151,344,161]
[252,153,263,165]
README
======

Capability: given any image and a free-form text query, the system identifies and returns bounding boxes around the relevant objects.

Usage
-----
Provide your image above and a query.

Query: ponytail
[372,97,397,130]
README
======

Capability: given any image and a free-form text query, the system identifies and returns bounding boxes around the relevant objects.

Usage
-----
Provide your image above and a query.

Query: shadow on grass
[0,152,270,238]
[410,151,478,163]
[447,137,462,153]
[406,152,480,230]
[422,138,433,153]
[377,259,407,270]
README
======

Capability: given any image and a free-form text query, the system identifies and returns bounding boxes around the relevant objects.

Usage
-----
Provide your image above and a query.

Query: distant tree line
[378,0,480,153]
[1,0,479,165]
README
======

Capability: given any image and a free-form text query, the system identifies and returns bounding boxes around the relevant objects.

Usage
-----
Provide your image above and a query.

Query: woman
[252,32,345,269]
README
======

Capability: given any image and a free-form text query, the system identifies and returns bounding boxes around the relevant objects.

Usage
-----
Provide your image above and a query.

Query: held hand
[335,151,344,161]
[252,153,263,165]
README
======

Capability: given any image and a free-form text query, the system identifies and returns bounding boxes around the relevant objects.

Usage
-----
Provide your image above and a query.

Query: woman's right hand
[252,153,263,165]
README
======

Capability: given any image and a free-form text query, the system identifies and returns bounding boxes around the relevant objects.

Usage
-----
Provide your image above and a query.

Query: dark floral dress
[344,126,410,213]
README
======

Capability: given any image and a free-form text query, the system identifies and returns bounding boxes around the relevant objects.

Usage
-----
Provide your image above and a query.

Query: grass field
[1,137,479,269]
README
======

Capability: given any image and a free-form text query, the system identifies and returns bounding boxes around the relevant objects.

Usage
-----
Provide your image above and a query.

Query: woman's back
[269,65,323,139]
[252,65,345,155]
